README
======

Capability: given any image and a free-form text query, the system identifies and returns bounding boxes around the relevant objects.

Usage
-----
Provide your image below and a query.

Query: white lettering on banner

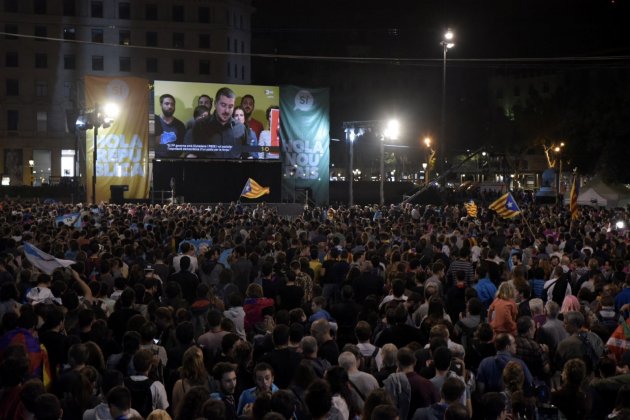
[96,162,144,177]
[95,134,144,163]
[97,134,143,149]
[283,138,325,180]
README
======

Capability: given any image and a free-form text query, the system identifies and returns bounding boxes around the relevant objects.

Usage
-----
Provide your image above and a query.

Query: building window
[6,79,19,96]
[241,65,245,80]
[198,34,210,49]
[119,30,130,45]
[61,150,76,177]
[92,55,104,71]
[63,81,72,98]
[33,0,46,14]
[240,15,243,29]
[198,6,209,23]
[173,33,184,48]
[63,27,76,40]
[63,55,75,69]
[145,4,157,20]
[172,5,184,21]
[37,111,47,132]
[199,59,210,75]
[35,53,47,68]
[119,56,131,71]
[241,41,244,53]
[4,0,18,13]
[7,110,18,131]
[234,64,237,78]
[91,1,103,18]
[225,9,230,25]
[92,29,104,43]
[34,25,46,41]
[146,57,157,73]
[146,31,157,46]
[226,37,230,51]
[118,2,130,19]
[227,61,230,77]
[5,24,18,39]
[35,80,47,97]
[62,0,75,16]
[173,59,184,74]
[6,51,18,67]
[234,39,237,53]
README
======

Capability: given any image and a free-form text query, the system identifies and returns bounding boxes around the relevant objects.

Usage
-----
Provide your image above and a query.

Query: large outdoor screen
[153,81,280,160]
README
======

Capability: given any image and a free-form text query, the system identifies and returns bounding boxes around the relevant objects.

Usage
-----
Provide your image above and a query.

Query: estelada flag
[570,175,579,220]
[240,178,270,199]
[464,200,478,218]
[488,192,521,219]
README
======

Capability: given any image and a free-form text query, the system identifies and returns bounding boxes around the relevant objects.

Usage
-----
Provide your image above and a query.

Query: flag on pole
[464,200,478,218]
[570,174,579,220]
[240,178,270,199]
[488,192,521,219]
[23,242,75,275]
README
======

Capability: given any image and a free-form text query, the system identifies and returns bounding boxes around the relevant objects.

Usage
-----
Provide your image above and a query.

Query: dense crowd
[0,198,629,420]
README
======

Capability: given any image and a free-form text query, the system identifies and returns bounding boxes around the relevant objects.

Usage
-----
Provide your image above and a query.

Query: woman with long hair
[233,106,258,159]
[488,282,518,336]
[325,366,361,420]
[171,346,209,413]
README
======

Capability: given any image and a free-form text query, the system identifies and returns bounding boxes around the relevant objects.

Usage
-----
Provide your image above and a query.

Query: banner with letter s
[280,86,330,206]
[85,76,149,202]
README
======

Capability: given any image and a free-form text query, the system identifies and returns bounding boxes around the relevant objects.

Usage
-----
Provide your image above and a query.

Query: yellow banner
[85,76,149,202]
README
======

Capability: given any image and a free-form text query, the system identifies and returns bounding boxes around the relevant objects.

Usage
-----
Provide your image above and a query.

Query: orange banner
[85,76,149,202]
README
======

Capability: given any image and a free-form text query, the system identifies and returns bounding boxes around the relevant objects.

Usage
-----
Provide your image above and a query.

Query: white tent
[576,177,630,208]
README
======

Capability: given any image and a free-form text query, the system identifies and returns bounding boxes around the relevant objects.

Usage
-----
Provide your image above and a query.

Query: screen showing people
[153,81,281,160]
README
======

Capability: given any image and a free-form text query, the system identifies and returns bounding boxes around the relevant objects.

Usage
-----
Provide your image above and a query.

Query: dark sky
[250,0,630,164]
[252,0,630,64]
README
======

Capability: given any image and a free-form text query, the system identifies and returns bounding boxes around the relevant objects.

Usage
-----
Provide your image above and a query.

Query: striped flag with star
[240,178,270,199]
[569,174,579,220]
[464,200,478,218]
[488,192,521,219]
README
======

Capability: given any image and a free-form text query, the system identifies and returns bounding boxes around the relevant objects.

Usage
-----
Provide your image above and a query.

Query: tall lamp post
[440,28,455,171]
[423,136,435,186]
[75,103,120,204]
[554,142,565,204]
[346,127,356,207]
[380,119,400,206]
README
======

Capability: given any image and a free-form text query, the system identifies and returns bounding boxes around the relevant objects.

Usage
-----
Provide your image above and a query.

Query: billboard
[153,81,280,160]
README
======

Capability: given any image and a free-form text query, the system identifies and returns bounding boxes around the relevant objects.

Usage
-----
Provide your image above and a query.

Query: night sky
[250,0,630,178]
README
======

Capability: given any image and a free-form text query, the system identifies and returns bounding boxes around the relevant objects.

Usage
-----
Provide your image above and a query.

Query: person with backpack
[355,321,382,374]
[544,266,572,305]
[554,311,605,374]
[124,349,169,418]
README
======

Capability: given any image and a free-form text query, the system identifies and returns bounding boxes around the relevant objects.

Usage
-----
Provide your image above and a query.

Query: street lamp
[440,28,455,171]
[423,136,435,186]
[380,119,400,205]
[75,102,120,204]
[346,127,356,206]
[554,142,565,204]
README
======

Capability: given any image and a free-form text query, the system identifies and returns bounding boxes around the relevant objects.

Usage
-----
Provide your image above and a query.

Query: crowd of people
[0,197,629,420]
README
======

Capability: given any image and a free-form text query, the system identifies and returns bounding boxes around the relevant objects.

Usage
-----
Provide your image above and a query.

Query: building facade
[1,0,252,186]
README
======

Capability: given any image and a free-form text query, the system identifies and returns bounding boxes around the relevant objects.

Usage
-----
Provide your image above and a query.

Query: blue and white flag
[55,213,81,228]
[23,242,75,275]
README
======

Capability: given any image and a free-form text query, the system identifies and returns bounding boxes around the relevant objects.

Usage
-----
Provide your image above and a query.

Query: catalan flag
[488,192,521,219]
[464,200,478,218]
[570,174,579,220]
[240,178,270,199]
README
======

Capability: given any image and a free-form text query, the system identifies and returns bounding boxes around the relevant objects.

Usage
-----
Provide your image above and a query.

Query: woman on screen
[258,106,280,159]
[233,106,258,159]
